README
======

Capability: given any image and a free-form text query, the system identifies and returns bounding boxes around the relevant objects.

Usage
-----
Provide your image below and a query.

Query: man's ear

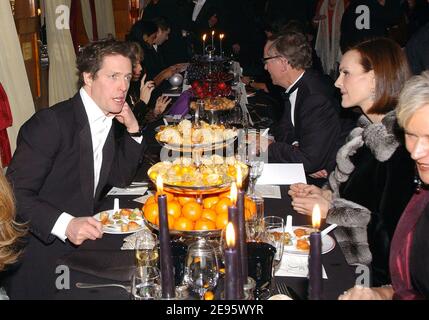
[83,72,93,87]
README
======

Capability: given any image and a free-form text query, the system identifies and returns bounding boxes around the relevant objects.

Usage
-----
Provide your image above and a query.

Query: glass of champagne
[135,231,158,268]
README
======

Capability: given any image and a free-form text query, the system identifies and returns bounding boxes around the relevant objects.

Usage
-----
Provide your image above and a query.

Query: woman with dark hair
[289,38,416,286]
[340,71,429,300]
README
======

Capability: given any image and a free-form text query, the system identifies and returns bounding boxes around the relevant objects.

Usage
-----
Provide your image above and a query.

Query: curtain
[0,1,35,154]
[94,0,116,39]
[45,0,79,106]
[80,0,94,41]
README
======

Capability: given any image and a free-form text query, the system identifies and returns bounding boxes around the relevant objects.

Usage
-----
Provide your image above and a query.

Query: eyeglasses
[261,55,282,64]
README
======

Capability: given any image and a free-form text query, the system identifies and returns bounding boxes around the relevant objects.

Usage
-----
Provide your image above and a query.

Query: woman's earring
[414,170,423,193]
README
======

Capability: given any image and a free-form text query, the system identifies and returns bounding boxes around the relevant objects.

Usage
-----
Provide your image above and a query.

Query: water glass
[261,216,285,272]
[131,266,161,300]
[245,196,264,242]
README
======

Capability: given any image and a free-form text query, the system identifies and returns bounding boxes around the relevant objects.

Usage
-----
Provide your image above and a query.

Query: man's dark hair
[76,39,136,88]
[152,16,171,31]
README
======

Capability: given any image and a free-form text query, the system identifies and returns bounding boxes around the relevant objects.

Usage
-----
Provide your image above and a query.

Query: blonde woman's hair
[0,172,26,271]
[397,71,429,128]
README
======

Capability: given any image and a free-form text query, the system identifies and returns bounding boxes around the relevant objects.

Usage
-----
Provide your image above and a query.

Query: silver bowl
[169,73,183,88]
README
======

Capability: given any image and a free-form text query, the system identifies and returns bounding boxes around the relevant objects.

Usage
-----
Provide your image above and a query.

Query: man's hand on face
[65,217,103,245]
[114,102,139,133]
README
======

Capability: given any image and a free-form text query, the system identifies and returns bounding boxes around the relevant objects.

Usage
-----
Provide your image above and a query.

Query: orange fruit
[245,208,254,220]
[143,203,159,225]
[144,195,156,207]
[215,197,232,216]
[201,208,217,222]
[154,213,175,228]
[215,212,229,229]
[182,202,203,221]
[155,191,175,203]
[195,218,216,231]
[173,217,194,231]
[202,196,219,209]
[167,201,181,219]
[218,191,230,199]
[177,195,196,206]
[245,197,257,216]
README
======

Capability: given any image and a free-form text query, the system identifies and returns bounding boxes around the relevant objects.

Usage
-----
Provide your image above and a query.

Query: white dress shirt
[286,71,305,127]
[192,0,207,21]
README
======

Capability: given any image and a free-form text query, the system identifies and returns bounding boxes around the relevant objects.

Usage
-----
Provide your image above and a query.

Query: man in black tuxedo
[261,31,344,177]
[5,40,145,299]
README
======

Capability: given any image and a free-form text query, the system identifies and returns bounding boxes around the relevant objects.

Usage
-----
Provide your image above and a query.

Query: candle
[308,204,322,300]
[211,30,215,50]
[225,222,239,300]
[219,34,224,56]
[202,34,207,55]
[236,165,248,287]
[228,182,243,299]
[156,176,175,299]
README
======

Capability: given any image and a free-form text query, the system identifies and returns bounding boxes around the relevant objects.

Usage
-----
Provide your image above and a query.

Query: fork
[276,281,292,298]
[76,282,131,293]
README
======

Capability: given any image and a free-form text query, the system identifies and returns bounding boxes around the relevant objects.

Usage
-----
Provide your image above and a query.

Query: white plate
[94,209,145,235]
[283,226,335,255]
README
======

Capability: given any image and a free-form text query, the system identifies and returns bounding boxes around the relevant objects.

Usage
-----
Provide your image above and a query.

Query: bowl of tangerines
[142,190,257,238]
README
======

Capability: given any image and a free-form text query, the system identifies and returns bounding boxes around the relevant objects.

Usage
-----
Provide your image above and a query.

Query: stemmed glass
[131,266,161,300]
[135,231,158,268]
[183,239,219,300]
[247,160,264,197]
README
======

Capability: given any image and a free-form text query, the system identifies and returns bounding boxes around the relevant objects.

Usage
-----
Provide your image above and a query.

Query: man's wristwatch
[128,127,143,137]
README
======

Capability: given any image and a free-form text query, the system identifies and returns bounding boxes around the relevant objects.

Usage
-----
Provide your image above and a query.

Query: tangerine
[143,203,159,225]
[177,195,196,206]
[215,211,229,229]
[201,209,217,222]
[155,213,175,228]
[182,202,203,221]
[155,191,175,202]
[167,201,181,219]
[218,191,230,199]
[144,195,156,207]
[202,196,219,209]
[215,197,232,216]
[173,217,194,231]
[195,218,216,231]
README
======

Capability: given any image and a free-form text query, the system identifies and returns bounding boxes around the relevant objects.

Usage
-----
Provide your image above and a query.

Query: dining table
[54,87,357,301]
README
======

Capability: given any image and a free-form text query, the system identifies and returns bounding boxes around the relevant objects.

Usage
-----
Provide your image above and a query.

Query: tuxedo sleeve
[108,132,146,187]
[6,110,64,243]
[268,94,341,173]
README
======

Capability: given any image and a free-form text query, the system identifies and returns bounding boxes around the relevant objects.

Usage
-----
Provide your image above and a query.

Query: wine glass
[247,160,264,197]
[245,195,265,242]
[183,239,219,300]
[135,231,158,268]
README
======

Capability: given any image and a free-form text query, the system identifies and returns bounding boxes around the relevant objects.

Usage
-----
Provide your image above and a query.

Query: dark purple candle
[236,167,248,287]
[157,177,175,299]
[225,222,239,300]
[309,204,322,300]
[228,193,244,299]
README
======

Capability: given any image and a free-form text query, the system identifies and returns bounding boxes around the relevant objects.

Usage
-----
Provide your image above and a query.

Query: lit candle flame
[202,34,207,41]
[230,182,237,205]
[156,175,164,195]
[312,204,321,230]
[226,222,236,248]
[212,30,215,36]
[236,165,242,189]
[220,34,224,40]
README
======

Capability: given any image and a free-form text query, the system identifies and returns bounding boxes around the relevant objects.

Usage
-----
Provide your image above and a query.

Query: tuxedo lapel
[74,95,95,210]
[95,126,115,199]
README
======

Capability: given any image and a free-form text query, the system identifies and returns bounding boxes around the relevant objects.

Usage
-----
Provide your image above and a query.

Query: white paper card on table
[255,185,281,199]
[275,253,327,279]
[107,186,148,196]
[133,192,154,204]
[256,163,307,185]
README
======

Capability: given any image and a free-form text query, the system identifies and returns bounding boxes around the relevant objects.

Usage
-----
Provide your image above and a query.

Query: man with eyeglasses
[258,30,344,183]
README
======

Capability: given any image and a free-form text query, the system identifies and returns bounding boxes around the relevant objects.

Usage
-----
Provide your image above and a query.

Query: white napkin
[255,185,282,199]
[275,253,328,279]
[107,186,148,196]
[133,192,154,204]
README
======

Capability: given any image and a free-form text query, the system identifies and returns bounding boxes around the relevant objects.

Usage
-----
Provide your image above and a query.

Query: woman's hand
[289,183,322,198]
[309,169,328,179]
[291,193,330,218]
[139,74,155,104]
[338,285,393,300]
[154,96,172,116]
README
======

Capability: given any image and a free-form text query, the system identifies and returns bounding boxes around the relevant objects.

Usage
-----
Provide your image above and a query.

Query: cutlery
[276,282,302,300]
[321,224,337,238]
[76,282,130,293]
